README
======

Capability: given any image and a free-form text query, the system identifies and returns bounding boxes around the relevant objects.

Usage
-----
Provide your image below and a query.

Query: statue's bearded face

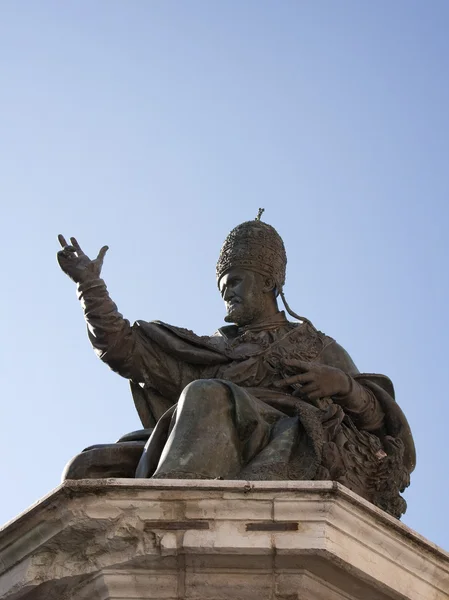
[219,268,268,326]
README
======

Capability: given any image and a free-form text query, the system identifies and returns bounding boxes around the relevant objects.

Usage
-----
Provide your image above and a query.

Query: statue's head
[216,215,287,326]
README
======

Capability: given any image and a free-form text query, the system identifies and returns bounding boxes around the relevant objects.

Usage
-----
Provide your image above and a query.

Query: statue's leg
[152,379,273,479]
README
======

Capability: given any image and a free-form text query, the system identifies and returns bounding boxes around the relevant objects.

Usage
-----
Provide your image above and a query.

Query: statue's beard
[224,293,265,327]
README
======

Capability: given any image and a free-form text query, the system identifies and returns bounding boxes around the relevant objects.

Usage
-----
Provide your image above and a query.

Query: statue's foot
[62,429,153,480]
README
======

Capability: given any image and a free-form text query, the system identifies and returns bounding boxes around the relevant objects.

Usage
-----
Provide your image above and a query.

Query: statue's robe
[79,279,415,518]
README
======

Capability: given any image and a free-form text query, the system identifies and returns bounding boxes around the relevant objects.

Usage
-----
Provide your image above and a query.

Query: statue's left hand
[274,359,351,400]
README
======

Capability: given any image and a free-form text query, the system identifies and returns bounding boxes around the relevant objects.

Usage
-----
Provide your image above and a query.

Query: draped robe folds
[79,278,416,519]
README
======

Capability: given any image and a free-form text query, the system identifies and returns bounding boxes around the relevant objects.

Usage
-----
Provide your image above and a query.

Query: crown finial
[255,208,265,221]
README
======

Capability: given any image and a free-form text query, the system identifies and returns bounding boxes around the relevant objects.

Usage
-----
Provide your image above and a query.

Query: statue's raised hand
[57,235,109,284]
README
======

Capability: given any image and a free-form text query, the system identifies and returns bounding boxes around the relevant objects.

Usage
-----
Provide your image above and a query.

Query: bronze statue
[57,212,415,518]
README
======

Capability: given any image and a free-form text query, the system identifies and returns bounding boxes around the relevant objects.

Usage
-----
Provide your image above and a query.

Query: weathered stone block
[0,480,447,599]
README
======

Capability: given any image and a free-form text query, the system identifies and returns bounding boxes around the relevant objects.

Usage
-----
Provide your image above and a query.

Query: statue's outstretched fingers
[58,234,68,248]
[70,237,86,255]
[96,245,109,262]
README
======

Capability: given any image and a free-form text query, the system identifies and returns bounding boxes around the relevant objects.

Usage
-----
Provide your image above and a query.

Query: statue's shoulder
[138,320,230,355]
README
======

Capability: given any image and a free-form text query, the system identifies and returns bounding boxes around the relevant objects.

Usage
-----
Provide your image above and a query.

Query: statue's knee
[181,379,228,406]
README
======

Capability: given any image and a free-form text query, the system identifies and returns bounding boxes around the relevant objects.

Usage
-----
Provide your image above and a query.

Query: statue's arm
[333,373,385,431]
[319,341,385,431]
[57,235,198,394]
[277,341,385,431]
[56,235,145,382]
[77,277,143,381]
[78,279,200,398]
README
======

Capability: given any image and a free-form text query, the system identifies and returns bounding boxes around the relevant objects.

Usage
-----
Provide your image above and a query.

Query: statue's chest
[227,329,273,357]
[219,325,330,386]
[264,325,328,366]
[229,324,327,360]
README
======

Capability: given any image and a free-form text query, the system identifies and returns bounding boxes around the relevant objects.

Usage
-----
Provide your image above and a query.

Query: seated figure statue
[57,213,415,518]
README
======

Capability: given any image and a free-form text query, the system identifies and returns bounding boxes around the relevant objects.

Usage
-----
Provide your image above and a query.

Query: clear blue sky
[1,1,448,549]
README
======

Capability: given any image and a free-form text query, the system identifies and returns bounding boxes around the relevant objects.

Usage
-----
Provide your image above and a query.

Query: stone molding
[0,480,447,599]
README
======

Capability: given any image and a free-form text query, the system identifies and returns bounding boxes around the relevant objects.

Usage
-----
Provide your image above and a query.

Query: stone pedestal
[0,480,447,600]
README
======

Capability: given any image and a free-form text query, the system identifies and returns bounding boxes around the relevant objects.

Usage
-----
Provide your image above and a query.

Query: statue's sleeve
[319,340,385,432]
[77,278,199,397]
